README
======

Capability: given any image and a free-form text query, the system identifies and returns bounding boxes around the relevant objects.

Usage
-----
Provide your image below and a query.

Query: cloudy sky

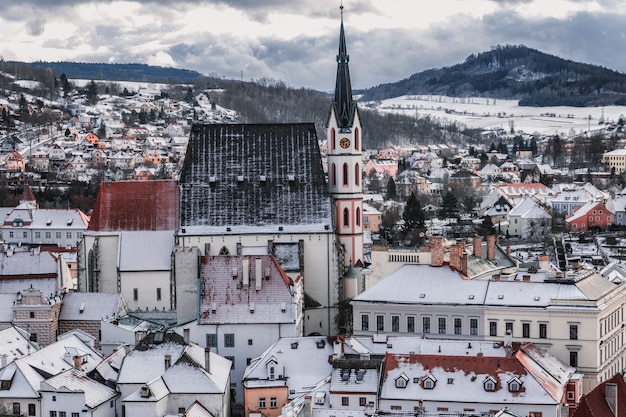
[1,0,625,92]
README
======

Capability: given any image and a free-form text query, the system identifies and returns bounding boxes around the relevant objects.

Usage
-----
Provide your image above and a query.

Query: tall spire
[334,4,355,130]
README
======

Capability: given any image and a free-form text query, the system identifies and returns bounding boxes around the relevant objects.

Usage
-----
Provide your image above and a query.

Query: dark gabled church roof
[179,123,332,232]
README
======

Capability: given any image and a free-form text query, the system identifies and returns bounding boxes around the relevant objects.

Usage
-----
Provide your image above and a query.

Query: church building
[77,8,364,337]
[176,8,363,335]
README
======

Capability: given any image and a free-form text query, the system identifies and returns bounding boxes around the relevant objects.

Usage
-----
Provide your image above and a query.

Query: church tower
[327,5,364,294]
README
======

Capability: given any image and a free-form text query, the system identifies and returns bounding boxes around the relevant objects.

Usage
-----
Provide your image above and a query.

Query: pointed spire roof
[333,5,356,129]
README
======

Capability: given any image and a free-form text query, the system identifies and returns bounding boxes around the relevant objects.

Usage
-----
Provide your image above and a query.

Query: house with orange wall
[84,132,100,145]
[566,201,614,232]
[363,202,382,233]
[143,149,170,165]
[364,159,398,178]
[5,151,25,172]
[133,166,154,180]
[242,337,333,417]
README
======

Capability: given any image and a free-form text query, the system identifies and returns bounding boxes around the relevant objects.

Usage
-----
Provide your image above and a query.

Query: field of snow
[364,95,626,137]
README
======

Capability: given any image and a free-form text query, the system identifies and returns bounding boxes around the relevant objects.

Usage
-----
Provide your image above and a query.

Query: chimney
[140,385,151,398]
[164,354,171,370]
[487,235,496,261]
[135,330,145,346]
[506,245,511,257]
[449,244,461,271]
[605,383,617,415]
[73,355,82,371]
[255,258,263,290]
[123,344,131,355]
[430,236,444,267]
[473,236,482,258]
[242,259,249,288]
[183,328,190,345]
[539,255,550,271]
[204,347,211,373]
[504,331,513,357]
[460,252,469,276]
[1,354,8,368]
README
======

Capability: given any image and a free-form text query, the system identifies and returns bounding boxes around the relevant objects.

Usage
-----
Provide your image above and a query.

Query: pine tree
[86,80,98,104]
[402,192,425,238]
[441,192,459,219]
[386,177,397,200]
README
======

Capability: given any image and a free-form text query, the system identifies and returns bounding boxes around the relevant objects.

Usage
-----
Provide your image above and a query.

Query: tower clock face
[339,137,351,149]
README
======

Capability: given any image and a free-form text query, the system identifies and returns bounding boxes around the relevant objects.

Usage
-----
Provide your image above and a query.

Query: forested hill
[359,45,626,107]
[11,61,202,83]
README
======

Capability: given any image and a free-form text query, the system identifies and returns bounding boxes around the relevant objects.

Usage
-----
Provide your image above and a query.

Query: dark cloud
[4,1,626,92]
[26,17,45,36]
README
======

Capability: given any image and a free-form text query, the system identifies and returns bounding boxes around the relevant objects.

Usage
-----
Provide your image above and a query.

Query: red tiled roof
[384,353,527,380]
[88,180,178,232]
[573,374,626,417]
[20,185,36,203]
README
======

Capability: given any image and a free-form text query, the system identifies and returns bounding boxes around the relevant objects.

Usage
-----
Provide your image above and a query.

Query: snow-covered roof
[243,336,333,400]
[59,292,123,321]
[330,358,380,394]
[352,264,616,308]
[0,250,57,278]
[94,346,127,384]
[180,123,332,231]
[380,349,564,405]
[348,336,510,357]
[6,334,103,399]
[0,326,38,361]
[198,255,295,325]
[41,368,118,408]
[508,197,551,220]
[117,342,185,385]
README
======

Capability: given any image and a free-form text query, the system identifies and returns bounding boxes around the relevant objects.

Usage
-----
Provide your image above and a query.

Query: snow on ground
[70,79,191,91]
[363,95,626,137]
[13,80,43,89]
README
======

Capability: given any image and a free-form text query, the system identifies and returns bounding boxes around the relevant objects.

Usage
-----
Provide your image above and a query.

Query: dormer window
[395,373,409,389]
[422,374,437,390]
[508,377,522,392]
[484,376,497,392]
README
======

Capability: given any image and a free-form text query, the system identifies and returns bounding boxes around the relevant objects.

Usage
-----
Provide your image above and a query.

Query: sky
[1,0,626,92]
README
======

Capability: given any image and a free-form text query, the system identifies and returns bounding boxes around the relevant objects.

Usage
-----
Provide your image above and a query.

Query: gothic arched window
[343,163,348,186]
[355,128,359,151]
[343,208,349,227]
[356,207,361,226]
[219,246,230,256]
[331,128,336,151]
[355,163,360,186]
[331,163,336,186]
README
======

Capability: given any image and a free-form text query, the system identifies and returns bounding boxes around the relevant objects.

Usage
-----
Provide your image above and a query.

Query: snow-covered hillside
[364,95,625,137]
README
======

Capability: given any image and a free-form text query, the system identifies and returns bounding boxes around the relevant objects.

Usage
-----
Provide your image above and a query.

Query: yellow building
[603,148,626,172]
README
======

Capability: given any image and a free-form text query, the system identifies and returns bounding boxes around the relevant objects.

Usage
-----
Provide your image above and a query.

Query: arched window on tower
[331,128,336,151]
[343,163,348,186]
[355,162,360,186]
[355,128,359,151]
[343,208,349,227]
[331,163,336,186]
[356,207,361,226]
[219,246,230,256]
